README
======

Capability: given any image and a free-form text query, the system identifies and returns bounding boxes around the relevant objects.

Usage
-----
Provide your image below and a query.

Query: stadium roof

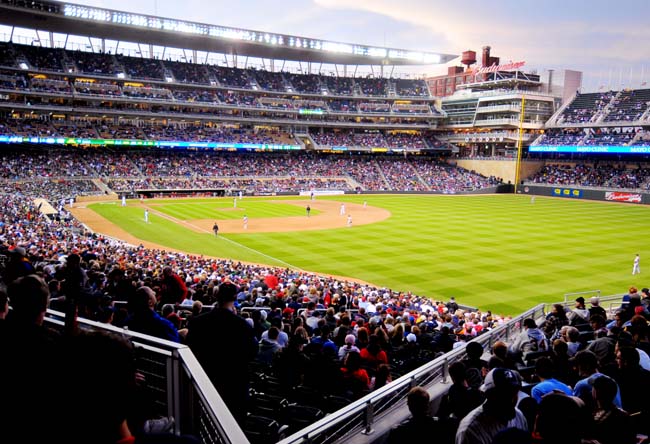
[0,0,457,66]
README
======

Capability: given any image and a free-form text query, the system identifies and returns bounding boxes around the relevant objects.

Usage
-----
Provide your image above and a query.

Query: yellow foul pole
[514,95,526,193]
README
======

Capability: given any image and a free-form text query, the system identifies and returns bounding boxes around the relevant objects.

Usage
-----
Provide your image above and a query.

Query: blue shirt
[573,372,622,408]
[531,378,572,403]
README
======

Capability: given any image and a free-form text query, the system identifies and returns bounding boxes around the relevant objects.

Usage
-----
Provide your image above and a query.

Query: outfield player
[121,195,126,207]
[306,205,311,217]
[633,254,641,275]
[347,214,352,227]
[213,222,219,237]
[340,203,345,216]
[243,215,248,230]
[144,209,149,223]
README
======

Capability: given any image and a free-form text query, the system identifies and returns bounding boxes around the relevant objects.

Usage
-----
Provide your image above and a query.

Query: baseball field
[78,194,650,315]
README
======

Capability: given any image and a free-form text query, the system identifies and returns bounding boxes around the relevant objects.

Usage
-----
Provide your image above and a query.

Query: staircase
[546,91,578,127]
[373,159,391,190]
[408,159,431,190]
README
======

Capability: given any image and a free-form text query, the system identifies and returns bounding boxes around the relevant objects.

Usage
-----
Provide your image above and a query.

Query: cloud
[313,0,650,68]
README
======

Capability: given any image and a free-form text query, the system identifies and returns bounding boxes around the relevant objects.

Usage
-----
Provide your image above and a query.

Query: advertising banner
[605,192,642,203]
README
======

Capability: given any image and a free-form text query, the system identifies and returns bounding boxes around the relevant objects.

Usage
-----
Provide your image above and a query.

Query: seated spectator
[437,361,485,423]
[462,341,488,373]
[613,345,650,433]
[387,386,440,444]
[530,356,572,403]
[508,318,549,362]
[340,351,370,399]
[589,297,607,320]
[257,326,282,365]
[533,393,589,444]
[572,350,621,411]
[542,303,568,339]
[125,286,180,343]
[338,333,360,362]
[568,297,590,326]
[590,375,636,444]
[455,368,528,444]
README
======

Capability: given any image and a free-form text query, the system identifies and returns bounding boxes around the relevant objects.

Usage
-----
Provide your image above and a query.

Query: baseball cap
[480,368,521,392]
[406,333,417,343]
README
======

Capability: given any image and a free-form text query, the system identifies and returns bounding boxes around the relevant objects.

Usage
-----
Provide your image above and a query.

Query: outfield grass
[89,195,650,315]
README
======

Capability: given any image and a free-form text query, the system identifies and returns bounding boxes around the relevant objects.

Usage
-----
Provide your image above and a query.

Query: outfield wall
[521,184,650,204]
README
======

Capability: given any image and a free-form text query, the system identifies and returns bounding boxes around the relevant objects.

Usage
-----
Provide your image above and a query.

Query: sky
[55,0,650,90]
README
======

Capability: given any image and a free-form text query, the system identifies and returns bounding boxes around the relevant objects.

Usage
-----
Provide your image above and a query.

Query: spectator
[589,297,607,320]
[185,281,258,422]
[533,393,589,444]
[530,356,572,403]
[455,368,528,444]
[160,266,188,307]
[387,387,439,443]
[568,297,590,326]
[257,326,282,365]
[338,333,360,362]
[612,346,650,432]
[124,286,180,343]
[572,350,621,411]
[590,375,636,444]
[508,318,549,362]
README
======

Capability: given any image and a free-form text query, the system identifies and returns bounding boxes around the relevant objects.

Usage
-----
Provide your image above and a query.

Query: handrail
[43,309,249,444]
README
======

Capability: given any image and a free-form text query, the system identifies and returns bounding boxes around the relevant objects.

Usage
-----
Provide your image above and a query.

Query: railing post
[361,401,374,435]
[442,358,449,384]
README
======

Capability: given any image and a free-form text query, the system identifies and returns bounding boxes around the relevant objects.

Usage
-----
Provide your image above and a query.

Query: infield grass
[89,195,650,315]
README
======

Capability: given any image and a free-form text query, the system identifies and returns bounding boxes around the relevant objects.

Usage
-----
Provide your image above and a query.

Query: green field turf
[89,195,650,315]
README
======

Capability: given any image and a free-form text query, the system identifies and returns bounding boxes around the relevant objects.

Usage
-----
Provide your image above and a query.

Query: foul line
[142,204,303,271]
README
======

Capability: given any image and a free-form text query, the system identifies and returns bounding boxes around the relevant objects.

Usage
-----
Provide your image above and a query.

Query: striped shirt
[455,404,528,444]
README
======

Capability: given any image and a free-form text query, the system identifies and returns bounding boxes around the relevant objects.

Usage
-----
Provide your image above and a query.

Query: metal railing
[275,303,546,444]
[44,309,248,444]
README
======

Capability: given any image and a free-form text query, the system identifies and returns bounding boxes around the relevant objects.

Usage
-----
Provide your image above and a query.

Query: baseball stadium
[1,1,649,444]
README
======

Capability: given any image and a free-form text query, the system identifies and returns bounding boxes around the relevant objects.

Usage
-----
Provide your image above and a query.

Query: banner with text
[605,192,642,203]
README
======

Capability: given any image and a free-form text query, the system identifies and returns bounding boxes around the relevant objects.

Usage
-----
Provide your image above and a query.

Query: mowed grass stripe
[91,195,650,315]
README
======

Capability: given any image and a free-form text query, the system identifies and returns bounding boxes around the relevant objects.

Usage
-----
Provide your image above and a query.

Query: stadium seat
[243,414,289,444]
[280,404,325,434]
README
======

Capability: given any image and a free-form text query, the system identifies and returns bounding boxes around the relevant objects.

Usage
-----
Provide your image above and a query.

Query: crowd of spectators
[528,162,650,189]
[604,89,650,122]
[583,128,637,146]
[395,78,429,97]
[536,129,586,146]
[559,91,616,124]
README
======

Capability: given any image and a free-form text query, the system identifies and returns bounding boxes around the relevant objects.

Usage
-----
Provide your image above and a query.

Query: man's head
[8,274,50,324]
[535,394,587,444]
[406,386,430,418]
[535,356,555,381]
[132,286,156,312]
[575,297,585,309]
[523,318,537,330]
[465,341,484,360]
[216,281,238,306]
[591,375,618,408]
[574,350,598,377]
[616,346,640,370]
[480,368,521,419]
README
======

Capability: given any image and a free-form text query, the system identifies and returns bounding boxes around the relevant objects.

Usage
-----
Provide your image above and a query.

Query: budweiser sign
[469,61,526,74]
[605,192,642,203]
